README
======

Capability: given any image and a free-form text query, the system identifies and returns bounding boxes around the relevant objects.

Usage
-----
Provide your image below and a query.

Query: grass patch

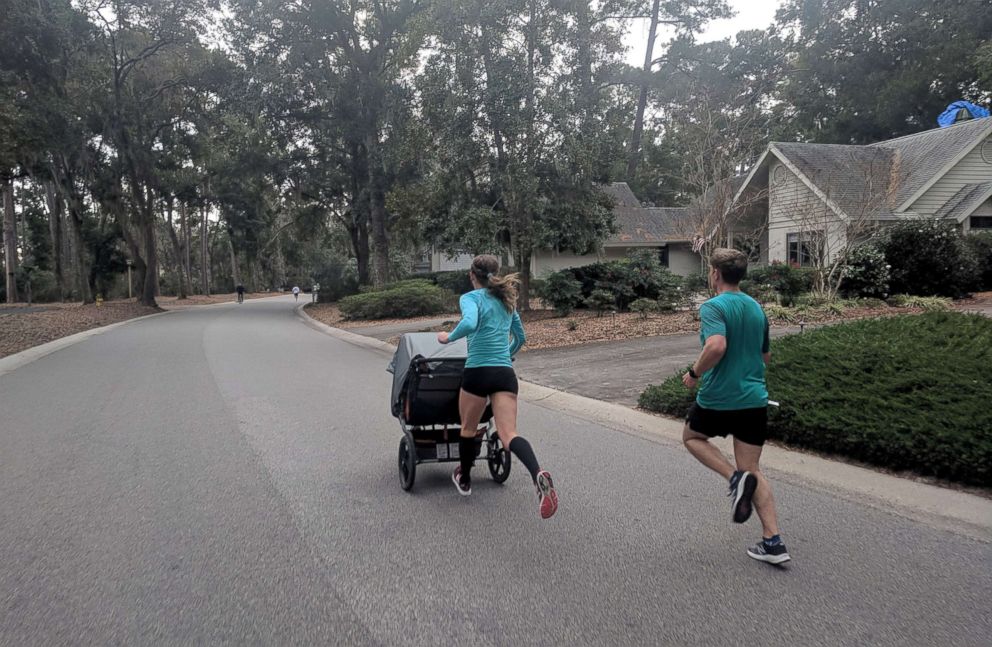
[639,312,992,487]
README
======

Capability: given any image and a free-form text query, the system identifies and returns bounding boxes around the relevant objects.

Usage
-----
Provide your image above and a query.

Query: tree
[774,0,992,143]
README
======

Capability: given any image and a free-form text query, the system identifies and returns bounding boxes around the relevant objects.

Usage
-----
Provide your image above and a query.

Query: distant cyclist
[236,283,245,304]
[292,286,300,302]
[437,254,558,519]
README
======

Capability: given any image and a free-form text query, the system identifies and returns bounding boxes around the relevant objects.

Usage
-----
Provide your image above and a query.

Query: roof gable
[599,183,691,244]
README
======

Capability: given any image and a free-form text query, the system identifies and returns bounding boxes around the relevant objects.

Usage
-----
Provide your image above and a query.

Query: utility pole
[126,259,133,299]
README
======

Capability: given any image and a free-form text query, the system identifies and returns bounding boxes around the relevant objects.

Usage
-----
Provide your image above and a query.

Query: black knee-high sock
[508,437,540,483]
[459,436,476,484]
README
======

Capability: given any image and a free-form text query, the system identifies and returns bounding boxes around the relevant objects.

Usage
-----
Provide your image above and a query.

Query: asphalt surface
[1,296,989,646]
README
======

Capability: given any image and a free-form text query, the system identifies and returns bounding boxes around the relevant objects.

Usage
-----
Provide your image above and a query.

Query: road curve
[1,296,988,646]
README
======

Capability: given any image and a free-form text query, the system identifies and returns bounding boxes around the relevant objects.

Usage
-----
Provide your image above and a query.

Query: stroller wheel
[398,436,416,491]
[487,435,511,484]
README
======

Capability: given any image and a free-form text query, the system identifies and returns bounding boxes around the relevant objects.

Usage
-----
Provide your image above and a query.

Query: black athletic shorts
[686,403,768,447]
[461,366,519,397]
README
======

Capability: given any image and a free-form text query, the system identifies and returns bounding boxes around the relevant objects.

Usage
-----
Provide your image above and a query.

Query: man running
[680,248,790,565]
[292,285,300,302]
[236,283,245,303]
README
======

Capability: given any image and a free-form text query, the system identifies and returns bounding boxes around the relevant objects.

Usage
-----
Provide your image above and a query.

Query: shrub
[882,218,978,297]
[584,288,616,315]
[537,272,583,316]
[747,262,814,306]
[567,319,579,331]
[682,272,709,295]
[338,282,449,320]
[887,294,952,311]
[556,251,685,312]
[312,254,360,303]
[639,313,992,487]
[629,298,661,318]
[740,279,777,304]
[432,270,474,295]
[840,242,890,299]
[763,304,798,322]
[964,232,992,290]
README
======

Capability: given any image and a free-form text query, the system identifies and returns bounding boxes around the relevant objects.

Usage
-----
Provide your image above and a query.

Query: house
[422,183,703,277]
[730,117,992,266]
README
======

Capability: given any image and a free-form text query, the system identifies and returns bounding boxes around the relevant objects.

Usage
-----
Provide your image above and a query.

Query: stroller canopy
[388,333,468,418]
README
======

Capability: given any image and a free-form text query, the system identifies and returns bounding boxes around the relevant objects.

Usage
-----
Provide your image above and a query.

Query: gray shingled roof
[869,117,992,208]
[772,143,896,218]
[598,183,691,244]
[934,182,992,220]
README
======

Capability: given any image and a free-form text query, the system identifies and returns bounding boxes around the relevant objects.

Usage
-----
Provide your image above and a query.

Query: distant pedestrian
[236,283,245,304]
[437,254,558,519]
[292,285,300,302]
[680,248,789,564]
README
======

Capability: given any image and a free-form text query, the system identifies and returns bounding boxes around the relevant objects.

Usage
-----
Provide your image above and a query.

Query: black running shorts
[461,366,519,397]
[686,403,768,447]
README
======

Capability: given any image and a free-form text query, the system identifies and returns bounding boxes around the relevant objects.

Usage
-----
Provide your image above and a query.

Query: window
[658,246,669,267]
[787,231,823,267]
[971,216,992,230]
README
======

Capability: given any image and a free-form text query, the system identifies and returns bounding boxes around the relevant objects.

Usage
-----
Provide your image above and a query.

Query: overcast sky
[622,0,781,66]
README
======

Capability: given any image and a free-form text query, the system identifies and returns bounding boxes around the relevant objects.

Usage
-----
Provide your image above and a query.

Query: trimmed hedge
[639,312,992,487]
[339,282,450,320]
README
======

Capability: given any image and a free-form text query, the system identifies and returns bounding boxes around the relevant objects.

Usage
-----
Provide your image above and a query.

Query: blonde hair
[470,254,519,312]
[709,248,748,284]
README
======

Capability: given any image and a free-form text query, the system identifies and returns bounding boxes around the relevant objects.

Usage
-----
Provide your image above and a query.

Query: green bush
[553,250,685,312]
[882,218,978,297]
[537,271,583,315]
[964,232,992,290]
[339,282,449,320]
[640,313,992,487]
[433,271,474,295]
[584,288,616,315]
[887,294,952,311]
[312,254,360,303]
[682,272,709,295]
[747,262,815,306]
[630,298,661,318]
[840,242,890,299]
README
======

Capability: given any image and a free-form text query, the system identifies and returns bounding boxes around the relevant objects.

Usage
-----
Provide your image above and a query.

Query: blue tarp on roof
[937,101,990,127]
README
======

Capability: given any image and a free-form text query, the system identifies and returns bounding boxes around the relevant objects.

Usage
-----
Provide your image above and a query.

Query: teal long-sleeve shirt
[447,289,525,368]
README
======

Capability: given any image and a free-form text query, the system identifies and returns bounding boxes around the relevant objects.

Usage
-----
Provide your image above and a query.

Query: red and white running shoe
[452,466,471,496]
[535,470,558,519]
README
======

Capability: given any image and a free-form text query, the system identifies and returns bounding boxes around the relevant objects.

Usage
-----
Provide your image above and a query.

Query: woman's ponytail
[470,254,519,312]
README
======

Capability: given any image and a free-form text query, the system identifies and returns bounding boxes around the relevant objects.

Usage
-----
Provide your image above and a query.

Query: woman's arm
[443,293,479,343]
[508,310,526,356]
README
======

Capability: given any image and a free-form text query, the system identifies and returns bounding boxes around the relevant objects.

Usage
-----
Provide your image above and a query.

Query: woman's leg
[492,391,558,518]
[456,388,488,487]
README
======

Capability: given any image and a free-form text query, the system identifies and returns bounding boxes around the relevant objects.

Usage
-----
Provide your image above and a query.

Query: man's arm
[683,335,727,388]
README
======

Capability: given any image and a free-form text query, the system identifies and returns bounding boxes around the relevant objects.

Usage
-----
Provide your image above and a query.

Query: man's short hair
[710,248,748,285]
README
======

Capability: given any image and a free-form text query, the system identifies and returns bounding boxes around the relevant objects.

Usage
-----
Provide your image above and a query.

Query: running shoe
[535,470,558,519]
[728,470,758,523]
[452,466,471,496]
[747,540,791,565]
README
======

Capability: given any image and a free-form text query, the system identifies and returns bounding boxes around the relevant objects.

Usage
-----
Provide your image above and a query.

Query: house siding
[767,159,848,264]
[909,134,992,217]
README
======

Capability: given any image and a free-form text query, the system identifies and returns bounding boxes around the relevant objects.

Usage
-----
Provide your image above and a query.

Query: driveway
[516,327,799,406]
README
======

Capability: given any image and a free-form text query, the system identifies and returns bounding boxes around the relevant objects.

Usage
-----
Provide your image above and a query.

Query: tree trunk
[3,177,18,303]
[180,201,192,293]
[65,190,93,303]
[164,198,188,299]
[44,180,65,301]
[366,132,389,287]
[140,190,158,306]
[227,228,240,289]
[201,203,210,295]
[627,0,661,179]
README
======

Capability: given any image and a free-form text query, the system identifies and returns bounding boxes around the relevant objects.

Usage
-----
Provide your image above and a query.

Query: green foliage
[887,295,952,312]
[882,219,978,298]
[763,304,798,323]
[555,251,686,312]
[432,271,474,295]
[629,298,661,318]
[537,272,583,316]
[311,254,360,303]
[682,272,709,294]
[840,242,890,299]
[745,262,815,306]
[584,289,616,315]
[963,232,992,290]
[339,282,449,320]
[640,313,992,486]
[566,319,579,331]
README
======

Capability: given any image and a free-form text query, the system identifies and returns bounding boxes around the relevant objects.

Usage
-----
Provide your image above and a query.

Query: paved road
[1,296,989,646]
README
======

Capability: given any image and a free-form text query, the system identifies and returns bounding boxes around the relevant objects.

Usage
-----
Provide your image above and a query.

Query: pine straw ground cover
[639,312,992,488]
[0,301,159,359]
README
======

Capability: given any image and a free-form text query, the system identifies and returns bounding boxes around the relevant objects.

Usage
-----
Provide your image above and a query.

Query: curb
[297,304,992,541]
[0,309,175,379]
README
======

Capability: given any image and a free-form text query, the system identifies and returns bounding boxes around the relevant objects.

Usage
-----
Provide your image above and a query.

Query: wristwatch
[688,367,699,379]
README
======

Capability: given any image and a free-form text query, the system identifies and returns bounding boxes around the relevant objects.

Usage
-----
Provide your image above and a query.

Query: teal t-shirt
[447,289,525,368]
[696,291,769,410]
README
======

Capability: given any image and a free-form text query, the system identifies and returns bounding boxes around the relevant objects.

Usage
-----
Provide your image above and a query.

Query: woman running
[437,254,559,519]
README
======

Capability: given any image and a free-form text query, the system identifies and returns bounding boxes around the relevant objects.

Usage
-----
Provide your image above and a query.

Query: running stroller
[387,333,512,491]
